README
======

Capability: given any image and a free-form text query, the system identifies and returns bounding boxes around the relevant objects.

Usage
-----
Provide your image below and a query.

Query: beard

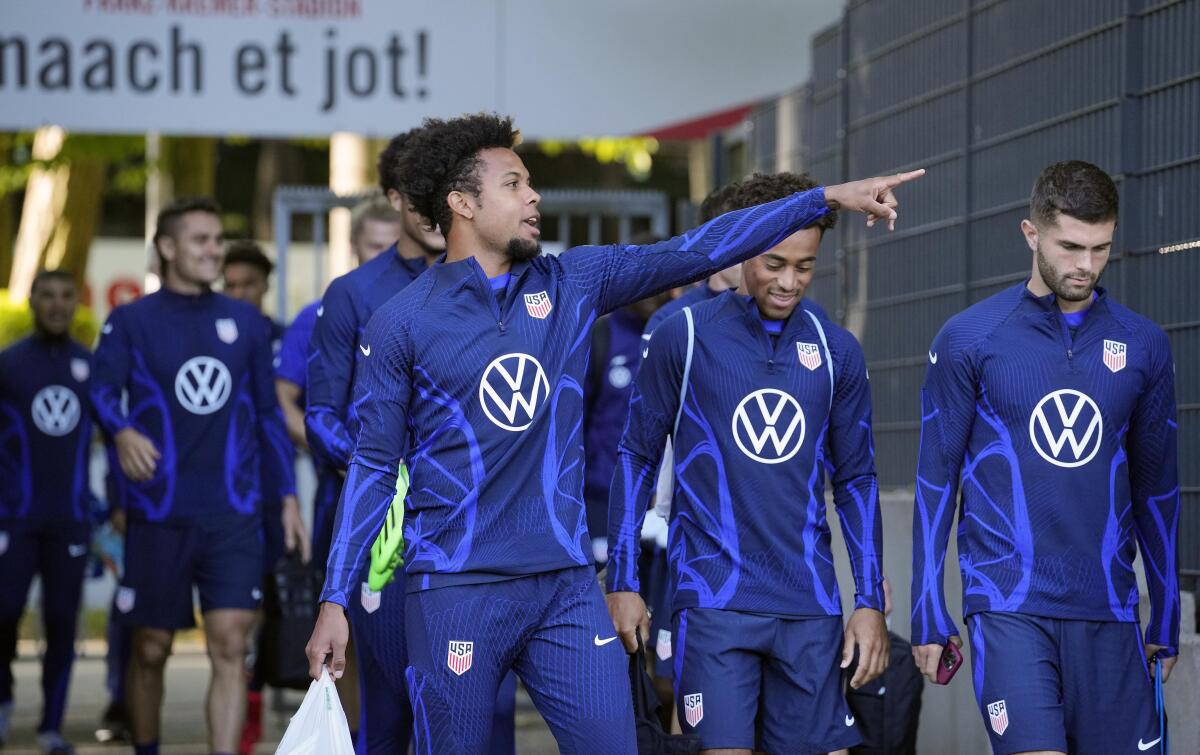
[505,237,542,262]
[1036,245,1097,302]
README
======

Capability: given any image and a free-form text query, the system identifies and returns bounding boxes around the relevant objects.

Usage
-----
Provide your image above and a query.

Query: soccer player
[635,181,831,697]
[910,161,1180,755]
[305,140,452,755]
[606,172,886,754]
[0,270,93,755]
[91,197,303,755]
[304,112,922,754]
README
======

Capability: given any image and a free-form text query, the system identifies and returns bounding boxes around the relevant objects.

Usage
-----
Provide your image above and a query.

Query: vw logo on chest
[174,356,232,415]
[31,385,81,436]
[1028,389,1103,468]
[478,353,550,431]
[731,388,806,464]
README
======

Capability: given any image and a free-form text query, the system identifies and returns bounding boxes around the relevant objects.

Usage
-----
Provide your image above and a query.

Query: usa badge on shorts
[1103,339,1127,373]
[683,693,703,727]
[987,699,1009,736]
[447,640,473,676]
[796,342,822,371]
[215,318,238,344]
[360,582,381,614]
[116,586,136,614]
[71,358,90,382]
[656,628,672,660]
[524,291,553,319]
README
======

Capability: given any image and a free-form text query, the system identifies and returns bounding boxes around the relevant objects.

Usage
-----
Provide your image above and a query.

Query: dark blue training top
[91,289,296,522]
[305,247,429,470]
[910,283,1180,654]
[275,300,319,392]
[320,187,834,607]
[0,334,94,526]
[607,291,883,617]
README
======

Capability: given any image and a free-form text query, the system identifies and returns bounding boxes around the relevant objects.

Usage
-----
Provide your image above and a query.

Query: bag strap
[804,309,835,408]
[673,307,695,438]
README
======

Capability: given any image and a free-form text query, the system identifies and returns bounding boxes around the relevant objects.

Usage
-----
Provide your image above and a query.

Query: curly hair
[697,179,743,224]
[1030,160,1118,228]
[376,131,412,195]
[727,172,837,235]
[395,113,520,234]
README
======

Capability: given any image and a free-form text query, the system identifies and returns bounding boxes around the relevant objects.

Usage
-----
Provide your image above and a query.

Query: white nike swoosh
[928,351,938,364]
[845,714,855,727]
[102,323,113,334]
[359,344,371,356]
[1138,737,1162,751]
[594,635,618,646]
[317,306,324,317]
[68,544,87,557]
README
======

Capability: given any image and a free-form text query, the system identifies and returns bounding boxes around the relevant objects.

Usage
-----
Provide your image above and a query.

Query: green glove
[367,463,408,592]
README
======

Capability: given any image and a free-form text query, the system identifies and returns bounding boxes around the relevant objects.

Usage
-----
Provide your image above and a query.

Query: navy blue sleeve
[306,283,356,468]
[250,316,296,499]
[275,304,315,388]
[910,323,975,645]
[1127,327,1181,654]
[319,308,412,608]
[605,312,686,593]
[561,188,830,315]
[826,331,884,611]
[90,309,133,435]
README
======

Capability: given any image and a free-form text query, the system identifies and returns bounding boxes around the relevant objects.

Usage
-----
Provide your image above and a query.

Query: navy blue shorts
[116,514,263,629]
[405,566,635,755]
[967,612,1160,755]
[672,608,859,754]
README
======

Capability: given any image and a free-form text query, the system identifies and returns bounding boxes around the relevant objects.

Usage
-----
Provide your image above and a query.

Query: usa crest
[215,318,238,344]
[987,699,1008,736]
[1102,339,1126,373]
[447,640,473,676]
[0,532,8,556]
[656,629,672,660]
[524,291,553,319]
[71,358,90,382]
[360,582,381,614]
[116,586,136,614]
[796,342,822,371]
[683,693,704,727]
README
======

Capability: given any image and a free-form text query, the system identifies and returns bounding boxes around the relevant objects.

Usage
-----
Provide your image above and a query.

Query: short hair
[350,197,403,242]
[1030,160,1119,228]
[30,269,76,295]
[727,172,838,234]
[223,239,274,278]
[154,196,221,246]
[396,113,520,234]
[697,180,743,224]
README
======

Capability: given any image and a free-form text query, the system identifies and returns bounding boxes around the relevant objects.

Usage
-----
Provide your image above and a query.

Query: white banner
[0,0,840,138]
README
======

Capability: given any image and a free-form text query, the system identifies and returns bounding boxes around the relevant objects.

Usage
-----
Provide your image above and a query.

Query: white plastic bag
[275,667,355,755]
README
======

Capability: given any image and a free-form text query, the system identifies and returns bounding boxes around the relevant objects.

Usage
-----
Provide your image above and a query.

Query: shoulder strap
[805,309,835,409]
[674,307,695,437]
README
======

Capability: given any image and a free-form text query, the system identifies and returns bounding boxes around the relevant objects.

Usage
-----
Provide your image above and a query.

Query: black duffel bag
[260,555,323,690]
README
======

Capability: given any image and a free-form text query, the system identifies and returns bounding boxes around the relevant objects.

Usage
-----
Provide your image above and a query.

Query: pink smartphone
[935,641,963,685]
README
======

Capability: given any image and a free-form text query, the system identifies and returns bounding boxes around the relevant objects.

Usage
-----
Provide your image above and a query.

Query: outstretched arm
[564,171,925,314]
